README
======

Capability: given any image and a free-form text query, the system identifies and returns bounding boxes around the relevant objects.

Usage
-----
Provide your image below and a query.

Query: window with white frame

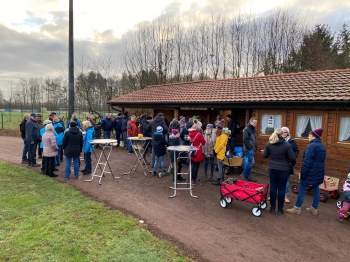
[339,116,350,142]
[260,114,282,134]
[295,115,322,138]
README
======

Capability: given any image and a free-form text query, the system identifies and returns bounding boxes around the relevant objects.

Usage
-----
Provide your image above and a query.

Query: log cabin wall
[248,109,350,180]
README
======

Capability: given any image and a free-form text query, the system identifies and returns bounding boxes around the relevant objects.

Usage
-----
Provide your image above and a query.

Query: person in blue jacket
[287,128,326,216]
[101,113,114,139]
[66,113,82,129]
[53,118,64,167]
[82,121,94,175]
[121,111,130,149]
[114,113,123,146]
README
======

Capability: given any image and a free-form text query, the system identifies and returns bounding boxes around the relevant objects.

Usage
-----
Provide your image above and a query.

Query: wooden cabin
[108,69,350,179]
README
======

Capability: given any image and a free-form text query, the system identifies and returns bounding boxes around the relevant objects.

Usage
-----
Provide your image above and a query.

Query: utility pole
[68,0,74,118]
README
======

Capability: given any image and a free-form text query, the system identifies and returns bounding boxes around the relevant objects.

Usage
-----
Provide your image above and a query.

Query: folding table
[84,139,121,185]
[167,145,199,198]
[124,137,152,176]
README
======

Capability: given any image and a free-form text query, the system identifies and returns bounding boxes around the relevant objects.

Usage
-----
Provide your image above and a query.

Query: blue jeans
[65,156,80,179]
[242,149,255,178]
[216,159,223,179]
[54,146,61,166]
[204,157,215,175]
[84,152,92,172]
[104,131,111,139]
[127,138,134,153]
[268,168,290,210]
[28,141,37,165]
[295,182,321,210]
[22,138,28,161]
[153,155,165,173]
[285,178,290,195]
[122,131,128,148]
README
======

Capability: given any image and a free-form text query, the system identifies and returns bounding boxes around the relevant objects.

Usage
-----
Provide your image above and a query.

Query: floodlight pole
[68,0,74,118]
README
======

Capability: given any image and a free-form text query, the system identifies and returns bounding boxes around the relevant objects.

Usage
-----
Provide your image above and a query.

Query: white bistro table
[167,145,199,198]
[124,137,153,176]
[84,139,121,185]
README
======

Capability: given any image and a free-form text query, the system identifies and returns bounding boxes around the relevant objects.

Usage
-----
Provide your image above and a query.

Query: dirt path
[2,136,349,262]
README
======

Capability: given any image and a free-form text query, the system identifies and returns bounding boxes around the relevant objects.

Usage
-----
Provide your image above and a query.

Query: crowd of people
[20,111,349,222]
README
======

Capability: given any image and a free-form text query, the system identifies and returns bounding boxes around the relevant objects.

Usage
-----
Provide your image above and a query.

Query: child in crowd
[212,122,231,185]
[203,124,216,182]
[82,121,94,175]
[152,126,168,176]
[169,129,186,181]
[337,167,350,223]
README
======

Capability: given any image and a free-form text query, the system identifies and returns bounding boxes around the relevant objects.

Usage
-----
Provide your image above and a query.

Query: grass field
[0,161,191,262]
[0,111,88,130]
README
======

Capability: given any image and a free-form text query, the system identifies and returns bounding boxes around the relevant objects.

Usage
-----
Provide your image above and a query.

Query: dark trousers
[116,130,122,145]
[41,157,47,173]
[45,157,55,176]
[28,141,37,165]
[36,140,42,157]
[268,168,290,210]
[191,161,200,181]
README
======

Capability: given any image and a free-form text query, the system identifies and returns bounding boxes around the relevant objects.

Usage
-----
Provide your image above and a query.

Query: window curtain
[296,116,310,137]
[339,117,350,141]
[309,116,322,131]
[260,114,282,134]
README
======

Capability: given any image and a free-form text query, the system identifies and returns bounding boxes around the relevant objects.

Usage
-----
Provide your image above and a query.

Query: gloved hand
[31,141,34,144]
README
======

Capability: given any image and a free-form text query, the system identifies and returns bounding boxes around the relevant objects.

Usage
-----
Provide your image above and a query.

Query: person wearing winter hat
[39,119,54,174]
[337,167,350,222]
[190,119,202,133]
[196,115,207,130]
[152,126,168,175]
[281,126,300,204]
[212,122,230,185]
[287,128,326,216]
[203,124,216,182]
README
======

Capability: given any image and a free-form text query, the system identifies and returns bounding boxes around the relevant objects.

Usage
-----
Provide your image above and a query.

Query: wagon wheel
[319,192,328,202]
[220,198,227,208]
[260,201,267,210]
[215,164,218,171]
[158,172,162,178]
[331,190,341,199]
[224,196,232,204]
[291,184,299,194]
[336,201,343,209]
[237,166,243,173]
[252,207,262,217]
[223,167,230,175]
[306,186,312,192]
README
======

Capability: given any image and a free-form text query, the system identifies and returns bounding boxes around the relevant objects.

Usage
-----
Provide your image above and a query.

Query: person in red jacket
[127,115,138,154]
[188,119,206,185]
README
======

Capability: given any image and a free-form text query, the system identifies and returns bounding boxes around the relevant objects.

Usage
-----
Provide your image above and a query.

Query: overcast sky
[0,0,349,97]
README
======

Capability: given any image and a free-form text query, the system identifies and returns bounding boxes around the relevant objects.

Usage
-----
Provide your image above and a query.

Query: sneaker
[177,176,186,182]
[269,208,276,215]
[247,177,257,182]
[31,164,40,167]
[240,173,247,180]
[286,207,301,215]
[162,169,167,173]
[337,217,344,223]
[21,160,28,164]
[196,180,202,186]
[277,209,284,216]
[83,171,91,175]
[152,172,157,176]
[49,174,58,177]
[285,196,291,203]
[306,207,319,216]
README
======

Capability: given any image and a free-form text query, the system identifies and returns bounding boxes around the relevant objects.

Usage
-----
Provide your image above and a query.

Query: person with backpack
[226,114,240,153]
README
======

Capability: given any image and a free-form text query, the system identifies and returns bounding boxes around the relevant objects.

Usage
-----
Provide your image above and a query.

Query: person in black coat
[62,121,83,180]
[262,128,296,215]
[114,113,123,146]
[152,126,168,175]
[281,126,300,204]
[20,114,30,163]
[142,116,153,162]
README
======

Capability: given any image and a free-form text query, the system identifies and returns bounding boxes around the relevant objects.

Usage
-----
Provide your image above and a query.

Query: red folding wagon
[220,178,269,217]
